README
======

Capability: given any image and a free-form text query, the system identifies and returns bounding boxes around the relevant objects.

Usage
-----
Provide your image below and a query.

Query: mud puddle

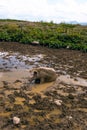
[0,69,29,87]
[0,51,44,70]
[1,69,87,91]
[58,75,87,87]
[0,42,87,130]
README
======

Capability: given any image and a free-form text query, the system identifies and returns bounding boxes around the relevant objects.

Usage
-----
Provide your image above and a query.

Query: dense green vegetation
[0,19,87,52]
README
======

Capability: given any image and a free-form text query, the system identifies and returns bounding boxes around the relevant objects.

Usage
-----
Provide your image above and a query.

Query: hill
[0,19,87,52]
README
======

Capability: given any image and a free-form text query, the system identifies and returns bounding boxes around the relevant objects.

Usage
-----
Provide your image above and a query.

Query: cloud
[0,0,87,22]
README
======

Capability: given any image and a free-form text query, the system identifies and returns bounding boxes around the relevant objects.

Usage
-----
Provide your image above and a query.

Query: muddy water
[0,51,44,70]
[58,75,87,87]
[0,51,55,94]
[0,69,29,82]
[0,43,87,130]
[0,69,30,84]
[31,82,54,94]
[0,68,87,91]
[1,68,87,98]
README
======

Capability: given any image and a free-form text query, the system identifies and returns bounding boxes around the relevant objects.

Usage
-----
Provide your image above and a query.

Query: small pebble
[54,99,62,106]
[13,116,20,125]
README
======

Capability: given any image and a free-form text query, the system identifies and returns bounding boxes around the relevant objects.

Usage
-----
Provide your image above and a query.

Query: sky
[0,0,87,23]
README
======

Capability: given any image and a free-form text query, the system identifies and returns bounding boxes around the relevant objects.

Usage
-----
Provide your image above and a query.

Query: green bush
[57,34,82,43]
[9,30,24,42]
[0,31,11,41]
[20,36,33,44]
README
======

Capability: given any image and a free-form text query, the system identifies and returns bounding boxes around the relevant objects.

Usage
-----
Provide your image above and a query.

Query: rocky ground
[0,42,87,130]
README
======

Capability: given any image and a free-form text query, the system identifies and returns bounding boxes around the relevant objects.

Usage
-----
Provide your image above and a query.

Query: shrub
[20,36,33,44]
[57,34,82,44]
[0,31,11,41]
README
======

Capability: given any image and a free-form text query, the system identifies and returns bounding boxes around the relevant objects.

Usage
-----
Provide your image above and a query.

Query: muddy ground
[0,42,87,130]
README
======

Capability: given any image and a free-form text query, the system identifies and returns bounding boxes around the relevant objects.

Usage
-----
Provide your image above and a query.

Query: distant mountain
[80,22,87,25]
[68,21,87,25]
[69,21,79,25]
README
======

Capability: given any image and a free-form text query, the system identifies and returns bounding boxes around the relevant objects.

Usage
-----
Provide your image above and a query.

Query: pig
[29,67,57,84]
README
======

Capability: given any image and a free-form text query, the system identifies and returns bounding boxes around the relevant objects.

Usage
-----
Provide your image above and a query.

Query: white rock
[54,100,62,106]
[66,116,73,120]
[13,116,20,124]
[31,41,39,45]
[66,46,70,49]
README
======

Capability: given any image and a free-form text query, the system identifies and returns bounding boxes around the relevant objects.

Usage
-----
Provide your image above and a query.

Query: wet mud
[0,42,87,130]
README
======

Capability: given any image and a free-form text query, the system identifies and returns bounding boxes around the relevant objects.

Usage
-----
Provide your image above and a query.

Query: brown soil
[0,42,87,130]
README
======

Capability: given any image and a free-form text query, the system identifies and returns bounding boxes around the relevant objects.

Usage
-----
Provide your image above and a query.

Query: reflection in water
[31,82,54,94]
[0,52,44,70]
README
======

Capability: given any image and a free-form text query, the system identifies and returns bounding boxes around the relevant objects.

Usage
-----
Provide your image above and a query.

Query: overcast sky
[0,0,87,23]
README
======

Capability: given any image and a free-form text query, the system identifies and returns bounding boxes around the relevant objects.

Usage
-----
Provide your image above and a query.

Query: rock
[2,81,8,85]
[14,80,22,83]
[31,41,39,45]
[13,116,20,125]
[68,94,74,99]
[54,99,62,106]
[66,46,70,49]
[66,116,73,120]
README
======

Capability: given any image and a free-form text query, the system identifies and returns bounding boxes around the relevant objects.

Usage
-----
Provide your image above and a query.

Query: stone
[54,99,62,106]
[13,116,20,125]
[31,41,39,45]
